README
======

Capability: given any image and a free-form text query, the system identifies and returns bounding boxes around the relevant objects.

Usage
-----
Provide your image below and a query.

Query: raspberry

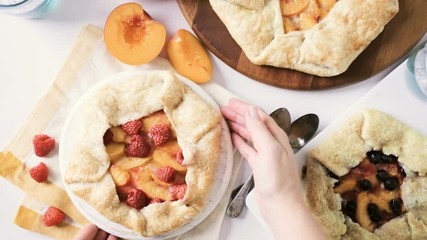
[127,188,148,209]
[150,124,172,146]
[33,134,55,157]
[29,162,49,183]
[42,207,65,227]
[122,120,142,135]
[103,129,113,145]
[153,166,176,183]
[125,135,150,157]
[175,149,184,165]
[170,184,187,200]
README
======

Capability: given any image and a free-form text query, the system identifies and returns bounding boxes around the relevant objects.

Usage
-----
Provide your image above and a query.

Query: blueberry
[346,201,357,212]
[384,177,399,191]
[367,203,382,222]
[376,170,389,182]
[381,154,398,164]
[367,150,382,164]
[359,179,372,191]
[389,199,402,215]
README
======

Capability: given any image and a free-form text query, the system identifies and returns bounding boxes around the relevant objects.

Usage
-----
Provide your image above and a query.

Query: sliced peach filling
[103,110,188,209]
[280,0,337,33]
[333,150,406,232]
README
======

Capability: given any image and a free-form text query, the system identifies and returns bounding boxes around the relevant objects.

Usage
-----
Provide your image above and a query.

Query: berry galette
[209,0,398,76]
[305,109,427,239]
[61,71,222,237]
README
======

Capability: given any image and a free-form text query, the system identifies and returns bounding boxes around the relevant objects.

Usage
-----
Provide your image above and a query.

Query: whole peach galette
[62,71,222,237]
[210,0,399,76]
[305,109,427,239]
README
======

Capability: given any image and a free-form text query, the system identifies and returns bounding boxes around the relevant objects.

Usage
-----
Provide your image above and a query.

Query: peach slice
[109,165,130,186]
[115,156,151,170]
[280,0,309,17]
[104,2,166,65]
[110,126,126,143]
[356,192,375,232]
[135,168,172,201]
[152,149,187,173]
[140,111,175,136]
[299,13,317,31]
[106,142,125,162]
[167,29,212,83]
[334,178,357,194]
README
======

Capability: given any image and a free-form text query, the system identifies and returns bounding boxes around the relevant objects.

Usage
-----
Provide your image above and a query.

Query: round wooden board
[177,0,427,90]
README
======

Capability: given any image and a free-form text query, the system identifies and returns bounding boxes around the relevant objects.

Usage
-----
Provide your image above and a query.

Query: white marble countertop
[0,0,425,239]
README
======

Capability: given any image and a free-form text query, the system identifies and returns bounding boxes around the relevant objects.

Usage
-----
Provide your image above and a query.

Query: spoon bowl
[270,107,291,134]
[288,113,319,149]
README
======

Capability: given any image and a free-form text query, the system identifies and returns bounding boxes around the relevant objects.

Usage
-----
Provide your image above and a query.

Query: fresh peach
[104,2,166,65]
[167,29,212,83]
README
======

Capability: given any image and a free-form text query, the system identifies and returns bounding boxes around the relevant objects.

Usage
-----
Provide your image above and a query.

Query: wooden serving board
[177,0,427,90]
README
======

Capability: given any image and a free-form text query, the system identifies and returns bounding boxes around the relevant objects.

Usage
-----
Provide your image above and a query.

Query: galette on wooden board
[209,0,399,77]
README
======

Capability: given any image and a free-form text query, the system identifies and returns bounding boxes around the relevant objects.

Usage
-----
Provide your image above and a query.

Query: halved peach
[280,0,309,16]
[167,29,212,83]
[104,2,166,65]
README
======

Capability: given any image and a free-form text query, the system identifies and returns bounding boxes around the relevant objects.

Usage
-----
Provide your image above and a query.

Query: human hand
[73,224,117,240]
[220,98,302,207]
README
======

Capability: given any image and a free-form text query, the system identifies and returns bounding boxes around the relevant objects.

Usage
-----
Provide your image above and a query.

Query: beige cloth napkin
[0,24,243,240]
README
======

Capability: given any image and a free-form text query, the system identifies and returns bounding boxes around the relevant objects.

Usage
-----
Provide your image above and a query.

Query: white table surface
[0,0,425,239]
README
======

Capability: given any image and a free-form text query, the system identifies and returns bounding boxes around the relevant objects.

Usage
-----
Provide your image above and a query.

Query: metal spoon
[288,113,319,150]
[226,111,319,217]
[226,108,291,218]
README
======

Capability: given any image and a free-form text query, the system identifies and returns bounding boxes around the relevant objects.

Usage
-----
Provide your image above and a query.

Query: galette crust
[209,0,399,77]
[305,109,427,239]
[62,71,221,237]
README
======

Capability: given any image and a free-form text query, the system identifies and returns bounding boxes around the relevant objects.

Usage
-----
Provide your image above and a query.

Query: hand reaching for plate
[220,98,327,240]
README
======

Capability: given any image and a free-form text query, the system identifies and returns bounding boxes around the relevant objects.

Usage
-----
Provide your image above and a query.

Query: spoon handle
[226,173,254,218]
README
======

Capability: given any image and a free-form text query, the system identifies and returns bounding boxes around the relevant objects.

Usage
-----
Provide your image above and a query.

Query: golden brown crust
[61,71,221,237]
[305,109,427,239]
[209,0,399,77]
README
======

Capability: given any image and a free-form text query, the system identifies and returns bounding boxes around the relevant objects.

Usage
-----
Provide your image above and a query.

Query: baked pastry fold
[306,109,427,239]
[210,0,399,76]
[61,71,221,237]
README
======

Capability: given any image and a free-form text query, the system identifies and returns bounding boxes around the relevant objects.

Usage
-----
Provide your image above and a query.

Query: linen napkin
[0,24,243,240]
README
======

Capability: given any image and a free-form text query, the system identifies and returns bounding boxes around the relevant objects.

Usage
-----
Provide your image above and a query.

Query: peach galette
[209,0,399,76]
[305,109,427,239]
[61,71,222,237]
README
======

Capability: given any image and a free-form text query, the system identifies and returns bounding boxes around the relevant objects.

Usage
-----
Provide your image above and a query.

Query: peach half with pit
[104,2,166,65]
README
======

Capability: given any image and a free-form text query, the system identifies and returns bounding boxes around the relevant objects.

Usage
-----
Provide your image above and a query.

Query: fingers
[73,224,117,240]
[74,224,99,240]
[94,230,109,240]
[231,132,256,167]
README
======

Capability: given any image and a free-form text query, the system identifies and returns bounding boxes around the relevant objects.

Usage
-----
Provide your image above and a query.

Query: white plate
[246,60,427,236]
[59,70,233,240]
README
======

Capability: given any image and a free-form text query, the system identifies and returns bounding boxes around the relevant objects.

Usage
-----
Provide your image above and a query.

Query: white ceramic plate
[246,60,427,236]
[59,70,233,240]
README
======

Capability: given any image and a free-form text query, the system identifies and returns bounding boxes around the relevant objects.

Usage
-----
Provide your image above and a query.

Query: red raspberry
[42,206,65,227]
[150,124,172,146]
[122,120,142,135]
[33,134,55,157]
[125,135,150,157]
[149,198,163,204]
[153,166,176,183]
[170,184,187,200]
[127,188,148,209]
[103,129,113,145]
[175,149,184,165]
[29,162,49,183]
